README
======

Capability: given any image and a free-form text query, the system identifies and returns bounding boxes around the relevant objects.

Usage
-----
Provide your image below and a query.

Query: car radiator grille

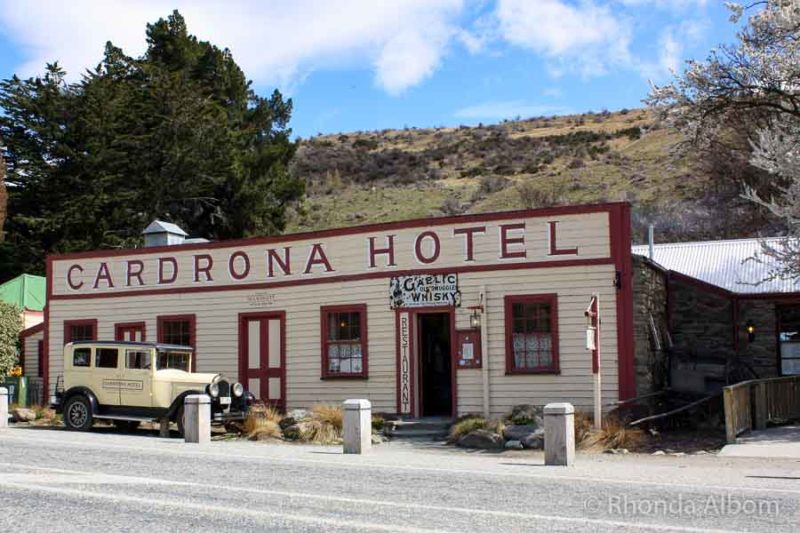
[217,380,230,398]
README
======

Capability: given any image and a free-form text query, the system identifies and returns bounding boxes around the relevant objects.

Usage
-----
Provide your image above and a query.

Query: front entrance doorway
[417,312,454,417]
[238,312,286,410]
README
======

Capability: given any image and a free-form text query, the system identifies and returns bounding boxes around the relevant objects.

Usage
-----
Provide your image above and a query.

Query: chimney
[142,220,188,247]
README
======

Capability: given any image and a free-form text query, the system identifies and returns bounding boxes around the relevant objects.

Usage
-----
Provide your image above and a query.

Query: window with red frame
[64,320,96,344]
[159,318,192,347]
[322,306,367,378]
[505,295,559,373]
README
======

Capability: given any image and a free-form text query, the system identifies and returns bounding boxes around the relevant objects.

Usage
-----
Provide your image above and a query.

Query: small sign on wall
[456,329,481,369]
[390,274,460,309]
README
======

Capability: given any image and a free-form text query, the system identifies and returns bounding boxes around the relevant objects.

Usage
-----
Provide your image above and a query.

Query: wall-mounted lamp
[469,306,482,329]
[746,321,756,343]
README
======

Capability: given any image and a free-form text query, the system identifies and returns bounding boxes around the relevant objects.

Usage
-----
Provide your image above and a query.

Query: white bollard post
[0,387,8,429]
[184,394,211,444]
[343,399,372,454]
[544,402,575,466]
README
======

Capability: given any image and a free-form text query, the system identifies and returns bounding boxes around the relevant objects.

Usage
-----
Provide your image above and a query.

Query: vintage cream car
[52,341,251,435]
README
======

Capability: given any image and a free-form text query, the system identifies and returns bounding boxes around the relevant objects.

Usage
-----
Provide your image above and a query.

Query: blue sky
[0,1,738,139]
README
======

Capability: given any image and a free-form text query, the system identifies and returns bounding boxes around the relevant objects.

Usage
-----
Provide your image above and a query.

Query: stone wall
[632,255,669,396]
[668,276,735,392]
[737,300,779,378]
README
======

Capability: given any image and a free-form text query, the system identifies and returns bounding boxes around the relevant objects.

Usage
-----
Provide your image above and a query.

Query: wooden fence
[723,376,800,443]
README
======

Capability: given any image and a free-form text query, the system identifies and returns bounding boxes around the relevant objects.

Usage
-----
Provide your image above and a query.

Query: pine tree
[0,11,303,279]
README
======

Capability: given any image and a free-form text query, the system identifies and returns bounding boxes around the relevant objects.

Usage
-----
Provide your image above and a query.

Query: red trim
[157,314,197,372]
[43,256,52,398]
[611,203,636,400]
[50,257,615,301]
[238,311,286,411]
[114,321,147,342]
[504,294,560,374]
[20,322,44,339]
[63,319,98,344]
[48,202,627,261]
[320,304,369,379]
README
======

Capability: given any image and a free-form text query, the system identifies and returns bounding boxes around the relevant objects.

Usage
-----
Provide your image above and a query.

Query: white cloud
[0,0,465,95]
[493,0,633,77]
[454,100,571,120]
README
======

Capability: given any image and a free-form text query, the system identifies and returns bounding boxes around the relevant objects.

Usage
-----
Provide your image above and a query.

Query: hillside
[287,109,771,243]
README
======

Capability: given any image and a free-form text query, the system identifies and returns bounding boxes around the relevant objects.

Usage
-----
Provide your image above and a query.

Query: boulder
[520,429,545,450]
[504,440,524,450]
[509,404,543,427]
[287,409,310,421]
[11,408,36,423]
[503,424,538,441]
[457,429,504,450]
[282,422,310,440]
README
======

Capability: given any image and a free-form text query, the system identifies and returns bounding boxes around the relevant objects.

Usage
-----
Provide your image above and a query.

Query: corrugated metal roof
[632,237,800,295]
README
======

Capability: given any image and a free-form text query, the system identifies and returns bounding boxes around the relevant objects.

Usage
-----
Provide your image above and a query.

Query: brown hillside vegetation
[287,109,774,243]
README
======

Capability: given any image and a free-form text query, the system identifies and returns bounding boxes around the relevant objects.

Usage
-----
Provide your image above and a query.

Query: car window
[96,348,119,369]
[157,350,191,371]
[73,348,91,367]
[126,349,151,370]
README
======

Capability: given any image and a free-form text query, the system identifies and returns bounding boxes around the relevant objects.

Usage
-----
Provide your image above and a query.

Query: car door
[120,347,153,409]
[93,347,122,406]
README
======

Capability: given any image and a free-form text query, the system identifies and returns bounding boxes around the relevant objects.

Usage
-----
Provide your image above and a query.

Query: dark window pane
[73,348,91,367]
[96,348,119,369]
[162,320,191,346]
[70,324,94,342]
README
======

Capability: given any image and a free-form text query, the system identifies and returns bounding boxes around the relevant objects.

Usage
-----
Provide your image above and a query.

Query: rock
[692,450,709,455]
[604,448,629,455]
[651,450,666,456]
[286,409,310,421]
[509,404,543,427]
[520,429,545,450]
[504,440,524,450]
[670,452,686,457]
[503,424,538,441]
[278,417,297,430]
[282,422,309,440]
[457,429,505,450]
[11,408,36,422]
[371,434,386,445]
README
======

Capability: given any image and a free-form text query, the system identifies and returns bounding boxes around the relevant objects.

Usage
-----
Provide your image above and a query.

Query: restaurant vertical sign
[399,312,412,415]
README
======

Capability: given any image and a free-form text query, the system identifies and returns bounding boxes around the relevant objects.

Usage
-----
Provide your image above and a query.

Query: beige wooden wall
[23,329,43,377]
[47,263,619,417]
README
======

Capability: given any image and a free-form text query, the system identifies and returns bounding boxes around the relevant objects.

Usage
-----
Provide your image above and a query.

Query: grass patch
[244,403,283,439]
[448,415,504,443]
[575,412,646,452]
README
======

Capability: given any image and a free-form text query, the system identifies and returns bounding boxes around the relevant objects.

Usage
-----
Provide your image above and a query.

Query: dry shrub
[299,404,344,444]
[244,403,283,436]
[575,412,646,451]
[249,420,283,441]
[448,415,487,442]
[448,415,505,443]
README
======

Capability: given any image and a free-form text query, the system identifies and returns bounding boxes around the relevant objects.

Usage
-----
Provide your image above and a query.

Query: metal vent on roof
[142,220,188,247]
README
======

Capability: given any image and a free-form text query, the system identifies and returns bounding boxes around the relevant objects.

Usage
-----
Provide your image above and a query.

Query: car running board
[93,414,159,422]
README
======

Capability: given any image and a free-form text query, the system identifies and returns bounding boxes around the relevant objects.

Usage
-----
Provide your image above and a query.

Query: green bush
[0,302,22,376]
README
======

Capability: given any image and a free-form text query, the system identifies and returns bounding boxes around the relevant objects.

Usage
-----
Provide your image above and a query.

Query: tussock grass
[575,412,646,451]
[297,404,344,444]
[448,415,504,443]
[244,403,283,437]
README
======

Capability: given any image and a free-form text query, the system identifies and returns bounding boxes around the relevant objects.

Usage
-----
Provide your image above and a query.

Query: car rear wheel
[64,396,93,431]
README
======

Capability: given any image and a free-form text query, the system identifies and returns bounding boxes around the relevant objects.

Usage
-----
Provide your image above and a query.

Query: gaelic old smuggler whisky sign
[389,274,461,308]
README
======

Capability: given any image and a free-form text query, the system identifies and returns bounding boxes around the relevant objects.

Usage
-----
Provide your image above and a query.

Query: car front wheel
[64,396,93,431]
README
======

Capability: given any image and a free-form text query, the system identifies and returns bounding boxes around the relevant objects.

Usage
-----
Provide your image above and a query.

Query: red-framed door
[239,312,286,411]
[395,306,457,418]
[115,322,146,342]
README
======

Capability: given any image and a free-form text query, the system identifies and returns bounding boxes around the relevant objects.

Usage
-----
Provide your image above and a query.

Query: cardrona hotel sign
[53,212,611,297]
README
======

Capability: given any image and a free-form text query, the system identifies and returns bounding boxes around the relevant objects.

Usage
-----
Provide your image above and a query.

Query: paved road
[1,427,799,532]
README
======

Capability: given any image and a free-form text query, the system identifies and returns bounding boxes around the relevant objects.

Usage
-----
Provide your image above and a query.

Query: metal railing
[723,376,800,443]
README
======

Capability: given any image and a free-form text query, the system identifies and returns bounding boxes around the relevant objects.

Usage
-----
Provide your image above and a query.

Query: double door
[239,312,285,410]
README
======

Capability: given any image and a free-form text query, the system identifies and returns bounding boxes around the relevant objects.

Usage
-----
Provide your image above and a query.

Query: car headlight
[232,382,244,397]
[207,382,220,398]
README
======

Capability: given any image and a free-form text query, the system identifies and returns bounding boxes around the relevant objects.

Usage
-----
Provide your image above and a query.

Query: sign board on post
[398,312,412,415]
[390,274,460,308]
